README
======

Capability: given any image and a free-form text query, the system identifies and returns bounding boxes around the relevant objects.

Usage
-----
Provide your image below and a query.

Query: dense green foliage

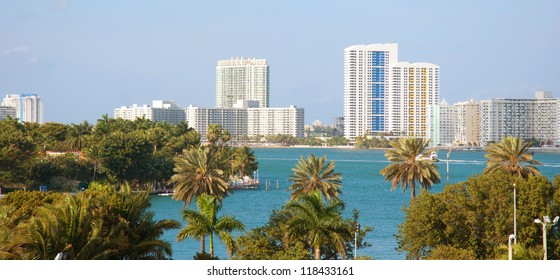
[0,119,36,187]
[234,202,372,260]
[325,136,349,147]
[397,172,560,259]
[0,184,180,260]
[0,117,200,191]
[354,136,391,149]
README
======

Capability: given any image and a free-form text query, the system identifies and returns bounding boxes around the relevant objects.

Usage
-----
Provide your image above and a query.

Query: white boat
[229,176,260,190]
[158,190,174,196]
[416,151,439,162]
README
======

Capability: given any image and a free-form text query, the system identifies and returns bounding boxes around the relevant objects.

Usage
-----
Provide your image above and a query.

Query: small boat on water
[157,190,174,196]
[229,176,260,190]
[416,151,439,162]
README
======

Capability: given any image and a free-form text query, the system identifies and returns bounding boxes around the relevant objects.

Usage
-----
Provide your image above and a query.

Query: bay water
[150,148,560,260]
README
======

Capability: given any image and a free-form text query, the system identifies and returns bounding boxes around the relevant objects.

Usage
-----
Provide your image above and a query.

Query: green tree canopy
[0,184,180,260]
[234,195,372,260]
[397,172,560,260]
[97,131,153,184]
[0,120,36,187]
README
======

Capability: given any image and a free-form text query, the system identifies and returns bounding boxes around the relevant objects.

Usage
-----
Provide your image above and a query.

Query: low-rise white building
[114,100,186,124]
[186,100,304,141]
[479,91,558,146]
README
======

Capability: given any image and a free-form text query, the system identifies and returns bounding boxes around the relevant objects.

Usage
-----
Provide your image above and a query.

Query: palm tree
[177,194,245,258]
[232,146,258,177]
[108,189,181,260]
[285,192,350,260]
[0,206,30,260]
[67,121,93,151]
[206,124,222,145]
[21,194,110,260]
[146,127,169,154]
[173,121,192,137]
[220,129,231,145]
[496,242,541,260]
[94,114,113,136]
[170,147,231,206]
[84,145,103,181]
[379,137,441,202]
[288,154,342,201]
[483,136,541,178]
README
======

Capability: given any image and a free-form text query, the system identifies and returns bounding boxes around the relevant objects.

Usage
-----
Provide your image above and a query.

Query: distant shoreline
[234,143,560,153]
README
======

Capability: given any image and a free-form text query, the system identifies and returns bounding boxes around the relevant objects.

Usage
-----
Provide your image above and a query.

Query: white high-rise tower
[343,44,398,141]
[343,43,439,141]
[216,58,269,108]
[388,62,440,137]
[1,94,43,124]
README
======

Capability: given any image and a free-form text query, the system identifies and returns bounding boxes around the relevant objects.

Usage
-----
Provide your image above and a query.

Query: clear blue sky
[1,0,559,125]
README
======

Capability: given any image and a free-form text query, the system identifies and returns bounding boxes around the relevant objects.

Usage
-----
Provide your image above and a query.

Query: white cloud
[50,0,71,12]
[25,56,39,65]
[3,46,31,56]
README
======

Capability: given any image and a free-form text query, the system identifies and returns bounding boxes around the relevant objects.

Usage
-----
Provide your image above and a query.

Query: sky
[1,0,559,125]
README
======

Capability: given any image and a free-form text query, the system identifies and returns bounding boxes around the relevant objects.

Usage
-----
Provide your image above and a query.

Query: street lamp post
[513,183,517,245]
[508,234,515,260]
[446,149,451,184]
[534,215,559,260]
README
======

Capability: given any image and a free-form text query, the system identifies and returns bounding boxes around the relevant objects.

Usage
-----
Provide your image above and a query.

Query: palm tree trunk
[209,232,214,257]
[410,181,416,202]
[314,245,321,260]
[200,236,205,253]
[92,164,97,181]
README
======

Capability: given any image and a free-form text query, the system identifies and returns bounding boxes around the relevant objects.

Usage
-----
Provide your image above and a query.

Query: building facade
[186,102,304,142]
[479,92,558,146]
[427,99,456,147]
[455,99,480,146]
[216,58,269,108]
[247,106,304,138]
[1,94,43,123]
[343,44,440,141]
[114,100,186,124]
[388,62,440,137]
[343,44,398,141]
[0,106,16,120]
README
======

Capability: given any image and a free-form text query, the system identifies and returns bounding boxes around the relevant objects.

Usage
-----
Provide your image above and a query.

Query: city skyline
[1,1,559,124]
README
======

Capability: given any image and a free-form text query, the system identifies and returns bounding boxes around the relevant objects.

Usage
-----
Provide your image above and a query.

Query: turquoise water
[150,148,560,260]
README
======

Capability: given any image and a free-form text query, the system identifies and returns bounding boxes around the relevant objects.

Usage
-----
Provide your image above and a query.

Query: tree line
[3,116,558,260]
[381,136,560,259]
